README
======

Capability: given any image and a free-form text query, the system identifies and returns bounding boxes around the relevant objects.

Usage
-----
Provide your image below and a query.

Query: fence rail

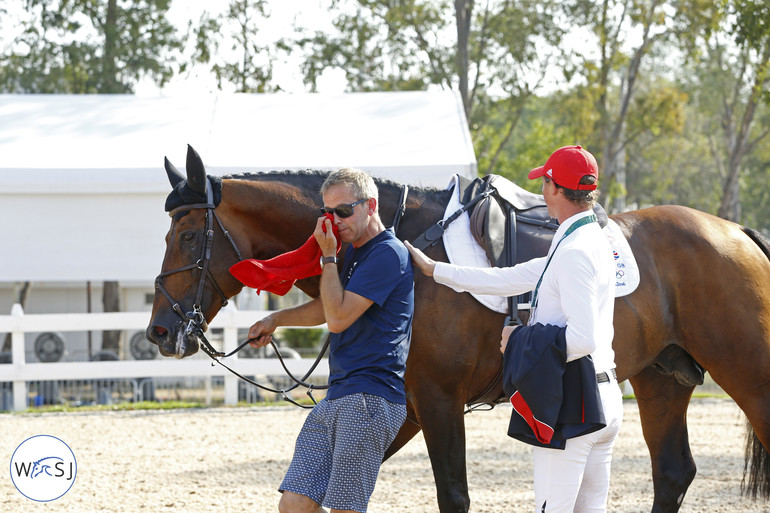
[0,303,328,411]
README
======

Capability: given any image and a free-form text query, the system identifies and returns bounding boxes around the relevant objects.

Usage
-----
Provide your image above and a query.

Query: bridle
[154,188,243,357]
[153,179,331,407]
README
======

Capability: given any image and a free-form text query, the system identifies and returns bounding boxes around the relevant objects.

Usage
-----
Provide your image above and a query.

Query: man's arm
[315,217,373,333]
[406,240,545,296]
[318,261,374,333]
[404,241,436,276]
[248,298,326,348]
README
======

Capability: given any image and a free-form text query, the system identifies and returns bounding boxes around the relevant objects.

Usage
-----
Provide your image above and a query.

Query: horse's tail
[743,420,770,499]
[742,226,770,261]
[741,227,770,499]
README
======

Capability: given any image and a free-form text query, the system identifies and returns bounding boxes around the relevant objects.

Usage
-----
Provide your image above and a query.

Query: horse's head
[146,145,245,358]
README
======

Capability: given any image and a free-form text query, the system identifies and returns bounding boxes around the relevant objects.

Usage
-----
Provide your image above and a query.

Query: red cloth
[229,214,340,295]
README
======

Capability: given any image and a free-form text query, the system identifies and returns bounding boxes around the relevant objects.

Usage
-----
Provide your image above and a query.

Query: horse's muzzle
[145,322,201,359]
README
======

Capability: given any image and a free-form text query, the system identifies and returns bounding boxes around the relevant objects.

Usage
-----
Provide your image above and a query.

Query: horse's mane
[742,226,770,262]
[223,170,449,201]
[223,169,328,182]
[163,170,450,215]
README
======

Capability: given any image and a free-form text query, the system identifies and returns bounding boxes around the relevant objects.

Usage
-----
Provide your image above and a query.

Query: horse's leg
[631,366,697,513]
[384,404,422,461]
[704,357,770,499]
[413,382,471,513]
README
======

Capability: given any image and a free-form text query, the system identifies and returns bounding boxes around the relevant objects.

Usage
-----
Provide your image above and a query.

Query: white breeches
[532,374,624,513]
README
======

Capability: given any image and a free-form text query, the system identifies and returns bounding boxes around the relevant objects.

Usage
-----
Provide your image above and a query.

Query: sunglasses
[320,198,368,218]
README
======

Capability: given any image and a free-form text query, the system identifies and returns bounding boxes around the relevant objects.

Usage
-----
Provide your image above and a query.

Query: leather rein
[153,181,409,408]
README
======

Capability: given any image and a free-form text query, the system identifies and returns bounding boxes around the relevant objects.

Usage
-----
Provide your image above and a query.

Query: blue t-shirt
[326,228,414,404]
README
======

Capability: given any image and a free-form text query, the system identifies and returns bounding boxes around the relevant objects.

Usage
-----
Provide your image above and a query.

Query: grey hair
[321,168,379,208]
[557,175,599,207]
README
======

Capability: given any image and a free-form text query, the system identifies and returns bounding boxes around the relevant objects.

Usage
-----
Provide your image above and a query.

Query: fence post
[11,303,27,411]
[222,303,239,406]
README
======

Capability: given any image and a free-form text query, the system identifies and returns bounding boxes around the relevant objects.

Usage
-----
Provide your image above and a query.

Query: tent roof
[0,91,476,192]
[0,92,476,282]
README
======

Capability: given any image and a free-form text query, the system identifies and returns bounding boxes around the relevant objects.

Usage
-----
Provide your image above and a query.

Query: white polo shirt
[433,210,616,372]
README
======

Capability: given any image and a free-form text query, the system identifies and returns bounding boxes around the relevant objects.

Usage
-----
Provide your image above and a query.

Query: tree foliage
[189,0,286,92]
[286,0,767,228]
[291,0,562,176]
[0,0,182,93]
[554,0,709,212]
[296,0,453,93]
[676,0,770,222]
[1,1,767,231]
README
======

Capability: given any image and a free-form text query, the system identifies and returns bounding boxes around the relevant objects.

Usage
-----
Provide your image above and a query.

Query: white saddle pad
[606,218,640,297]
[441,175,640,315]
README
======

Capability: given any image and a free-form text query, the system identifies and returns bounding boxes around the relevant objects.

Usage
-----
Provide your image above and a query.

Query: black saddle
[463,174,556,268]
[413,173,608,325]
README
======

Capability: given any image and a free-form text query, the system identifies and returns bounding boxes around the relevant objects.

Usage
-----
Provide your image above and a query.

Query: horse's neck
[221,174,451,298]
[223,175,324,259]
[377,182,451,240]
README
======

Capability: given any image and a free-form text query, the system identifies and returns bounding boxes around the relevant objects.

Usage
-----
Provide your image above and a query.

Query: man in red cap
[248,167,414,513]
[406,145,622,513]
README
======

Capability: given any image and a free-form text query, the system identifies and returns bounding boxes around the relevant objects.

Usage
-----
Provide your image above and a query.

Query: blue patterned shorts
[279,393,407,513]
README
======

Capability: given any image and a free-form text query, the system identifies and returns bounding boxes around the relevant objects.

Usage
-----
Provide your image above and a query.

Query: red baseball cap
[528,145,598,191]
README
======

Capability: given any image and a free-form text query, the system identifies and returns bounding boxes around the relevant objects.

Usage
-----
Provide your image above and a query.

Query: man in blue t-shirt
[247,168,414,513]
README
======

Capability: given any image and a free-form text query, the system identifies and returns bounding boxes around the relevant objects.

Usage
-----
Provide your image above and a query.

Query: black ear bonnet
[164,175,223,213]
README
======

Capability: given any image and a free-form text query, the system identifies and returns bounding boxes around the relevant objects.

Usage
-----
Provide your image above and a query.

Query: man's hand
[500,325,520,354]
[404,241,436,277]
[248,315,278,349]
[314,216,338,258]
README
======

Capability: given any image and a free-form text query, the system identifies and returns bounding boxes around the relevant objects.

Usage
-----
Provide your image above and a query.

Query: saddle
[413,174,608,325]
[463,174,556,268]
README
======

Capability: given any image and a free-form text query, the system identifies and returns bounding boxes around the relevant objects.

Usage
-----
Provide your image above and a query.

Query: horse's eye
[181,232,195,242]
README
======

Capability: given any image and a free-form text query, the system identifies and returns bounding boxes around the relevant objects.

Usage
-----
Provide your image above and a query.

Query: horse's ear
[164,157,185,188]
[185,144,208,196]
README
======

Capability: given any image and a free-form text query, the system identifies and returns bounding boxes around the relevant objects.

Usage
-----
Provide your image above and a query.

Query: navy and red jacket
[502,323,606,450]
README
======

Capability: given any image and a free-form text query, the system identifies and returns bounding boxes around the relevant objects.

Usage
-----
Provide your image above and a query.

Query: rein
[198,333,331,408]
[391,185,408,234]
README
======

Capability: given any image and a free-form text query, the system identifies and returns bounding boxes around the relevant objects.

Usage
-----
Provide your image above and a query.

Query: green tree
[291,0,563,176]
[665,0,770,223]
[556,0,707,212]
[739,105,770,233]
[709,0,770,222]
[190,0,285,93]
[474,95,579,190]
[624,97,723,212]
[0,0,182,93]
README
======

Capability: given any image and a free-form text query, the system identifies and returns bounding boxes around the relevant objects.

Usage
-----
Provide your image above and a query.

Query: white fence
[0,303,328,411]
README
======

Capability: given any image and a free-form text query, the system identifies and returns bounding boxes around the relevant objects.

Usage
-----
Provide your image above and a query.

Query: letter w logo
[13,462,34,477]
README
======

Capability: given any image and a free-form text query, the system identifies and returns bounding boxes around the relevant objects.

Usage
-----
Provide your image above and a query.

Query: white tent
[0,91,477,283]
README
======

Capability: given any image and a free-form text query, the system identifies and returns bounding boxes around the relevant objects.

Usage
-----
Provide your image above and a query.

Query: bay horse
[147,145,770,512]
